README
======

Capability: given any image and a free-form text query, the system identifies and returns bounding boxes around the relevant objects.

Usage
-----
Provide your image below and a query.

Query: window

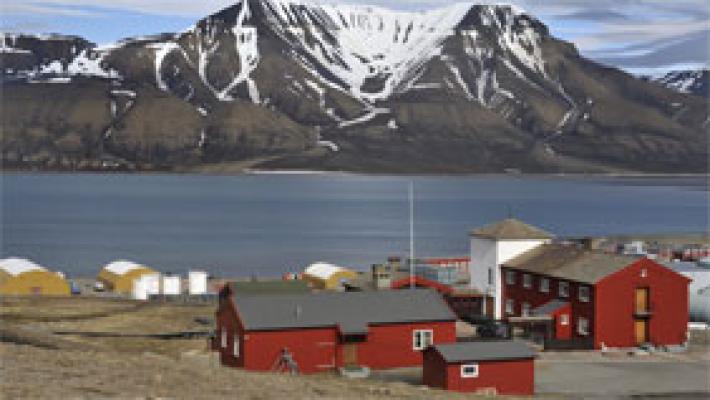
[559,314,569,326]
[540,278,550,293]
[578,317,589,335]
[221,327,227,348]
[559,281,569,298]
[506,270,516,285]
[578,286,590,302]
[522,302,531,317]
[523,274,532,289]
[461,363,479,378]
[641,268,648,278]
[413,329,433,350]
[233,332,240,357]
[488,268,493,285]
[505,299,515,315]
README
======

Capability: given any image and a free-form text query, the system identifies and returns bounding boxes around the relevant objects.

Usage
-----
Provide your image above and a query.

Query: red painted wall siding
[243,327,339,373]
[595,258,690,349]
[445,359,534,395]
[356,321,456,369]
[501,267,594,341]
[551,302,572,340]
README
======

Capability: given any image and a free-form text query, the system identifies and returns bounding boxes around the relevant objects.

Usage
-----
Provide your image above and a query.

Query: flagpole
[409,181,415,289]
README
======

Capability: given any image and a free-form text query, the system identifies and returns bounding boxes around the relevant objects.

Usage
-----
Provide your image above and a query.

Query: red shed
[501,244,691,349]
[423,340,536,395]
[215,288,457,373]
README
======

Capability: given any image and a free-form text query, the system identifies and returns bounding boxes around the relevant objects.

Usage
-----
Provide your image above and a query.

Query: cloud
[1,3,102,17]
[594,30,710,68]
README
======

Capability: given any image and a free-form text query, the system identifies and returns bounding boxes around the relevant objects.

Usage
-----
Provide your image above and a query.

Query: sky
[1,0,708,74]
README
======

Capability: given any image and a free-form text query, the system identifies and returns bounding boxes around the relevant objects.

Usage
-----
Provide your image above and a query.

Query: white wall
[189,271,208,295]
[162,276,181,295]
[470,237,549,319]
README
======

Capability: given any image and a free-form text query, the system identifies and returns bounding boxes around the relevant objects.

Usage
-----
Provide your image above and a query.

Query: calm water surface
[1,173,707,277]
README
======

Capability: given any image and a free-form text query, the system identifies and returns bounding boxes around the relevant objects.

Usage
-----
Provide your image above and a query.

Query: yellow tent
[303,262,358,290]
[97,260,156,294]
[0,258,70,296]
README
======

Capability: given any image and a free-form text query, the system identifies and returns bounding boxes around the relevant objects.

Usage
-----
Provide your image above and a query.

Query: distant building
[188,270,208,295]
[502,244,690,349]
[228,280,310,296]
[214,289,456,373]
[302,262,358,290]
[0,257,70,296]
[390,275,490,319]
[97,260,156,294]
[469,218,554,319]
[423,341,535,395]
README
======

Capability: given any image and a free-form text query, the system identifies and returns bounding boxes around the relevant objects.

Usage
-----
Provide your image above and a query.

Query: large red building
[501,244,691,349]
[215,287,457,373]
[423,340,535,395]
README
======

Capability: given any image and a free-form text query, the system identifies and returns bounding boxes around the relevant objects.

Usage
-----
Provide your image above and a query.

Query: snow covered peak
[655,69,708,96]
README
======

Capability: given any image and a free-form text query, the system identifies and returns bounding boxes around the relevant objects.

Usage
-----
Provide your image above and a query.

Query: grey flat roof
[432,340,536,362]
[233,289,456,333]
[532,300,569,316]
[503,244,641,284]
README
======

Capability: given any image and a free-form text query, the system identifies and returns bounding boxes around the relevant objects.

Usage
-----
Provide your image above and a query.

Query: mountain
[1,1,708,173]
[651,70,708,98]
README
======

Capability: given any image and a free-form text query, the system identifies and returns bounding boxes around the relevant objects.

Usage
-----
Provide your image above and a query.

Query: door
[342,343,358,366]
[635,287,649,313]
[634,320,648,344]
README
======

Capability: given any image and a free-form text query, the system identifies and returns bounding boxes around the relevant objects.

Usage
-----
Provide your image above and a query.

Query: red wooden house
[501,244,691,349]
[423,340,535,395]
[215,287,457,373]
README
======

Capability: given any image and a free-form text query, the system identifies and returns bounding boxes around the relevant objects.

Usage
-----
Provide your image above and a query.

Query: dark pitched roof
[470,218,554,240]
[229,280,310,295]
[432,340,536,362]
[503,244,641,284]
[531,300,569,316]
[233,289,456,333]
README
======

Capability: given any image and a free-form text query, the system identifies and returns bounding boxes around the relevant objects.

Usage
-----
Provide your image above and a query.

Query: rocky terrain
[1,1,708,173]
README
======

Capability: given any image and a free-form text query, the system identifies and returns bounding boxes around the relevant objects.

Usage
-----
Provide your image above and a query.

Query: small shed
[0,258,70,296]
[97,260,156,294]
[423,341,535,395]
[302,262,358,290]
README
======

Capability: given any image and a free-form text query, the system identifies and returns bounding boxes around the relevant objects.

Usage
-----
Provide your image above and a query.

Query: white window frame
[505,299,515,315]
[559,314,569,326]
[521,302,531,317]
[233,332,240,357]
[578,317,589,336]
[506,271,516,285]
[413,329,433,351]
[540,278,550,293]
[221,327,227,348]
[558,281,569,298]
[523,274,532,289]
[578,285,590,302]
[460,363,479,378]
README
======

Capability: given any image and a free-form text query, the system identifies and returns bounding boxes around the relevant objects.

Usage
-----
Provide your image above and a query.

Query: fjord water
[1,174,707,277]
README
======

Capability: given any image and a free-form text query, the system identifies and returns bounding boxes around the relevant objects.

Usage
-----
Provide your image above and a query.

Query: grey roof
[432,341,536,362]
[233,289,456,333]
[470,218,554,240]
[531,300,569,316]
[229,280,310,295]
[503,244,641,284]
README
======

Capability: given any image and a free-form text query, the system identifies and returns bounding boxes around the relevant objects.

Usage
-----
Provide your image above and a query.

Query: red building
[423,341,535,395]
[501,244,691,349]
[215,287,457,373]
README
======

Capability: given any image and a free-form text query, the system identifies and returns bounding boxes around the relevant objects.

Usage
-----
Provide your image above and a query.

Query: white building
[132,273,160,300]
[469,218,553,319]
[189,270,208,295]
[162,275,182,295]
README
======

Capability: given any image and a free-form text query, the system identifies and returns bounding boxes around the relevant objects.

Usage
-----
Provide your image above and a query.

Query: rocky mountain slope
[1,1,708,173]
[651,70,708,98]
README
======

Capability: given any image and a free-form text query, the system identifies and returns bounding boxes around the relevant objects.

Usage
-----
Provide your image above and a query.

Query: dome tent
[0,257,70,296]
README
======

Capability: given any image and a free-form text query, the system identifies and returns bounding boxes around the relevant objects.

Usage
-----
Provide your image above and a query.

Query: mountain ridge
[1,1,708,173]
